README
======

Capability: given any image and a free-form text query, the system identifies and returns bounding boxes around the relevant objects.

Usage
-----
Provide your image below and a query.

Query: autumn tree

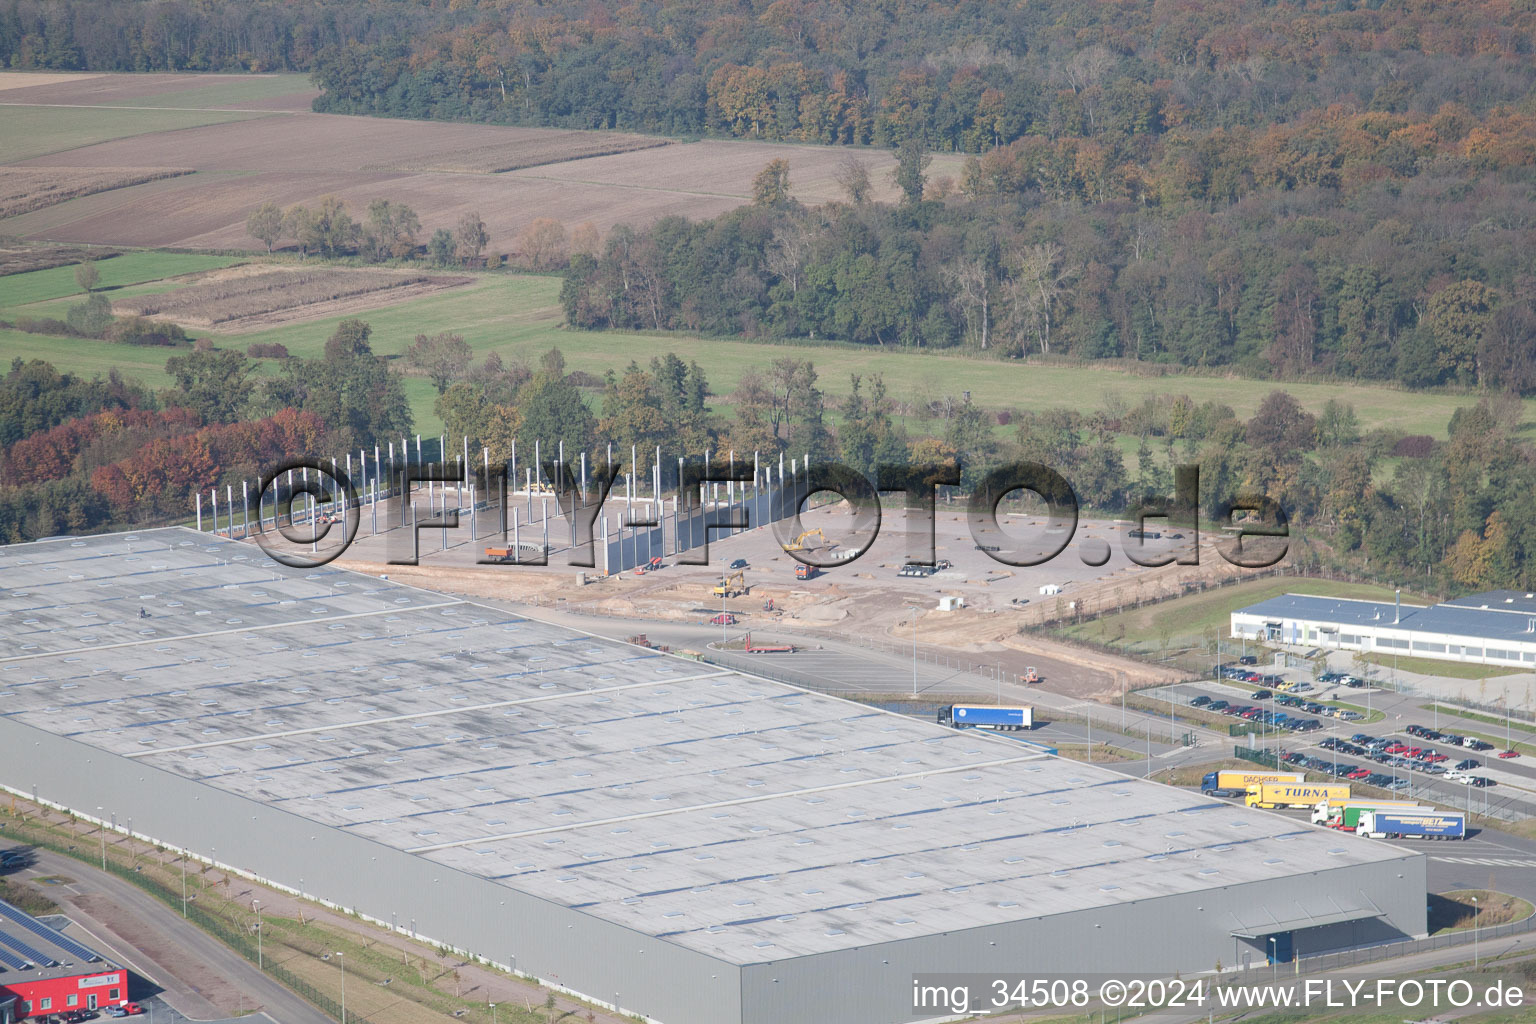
[454,212,490,265]
[515,348,595,456]
[570,222,600,257]
[518,218,568,270]
[74,261,99,293]
[1426,280,1499,386]
[893,137,930,205]
[751,158,793,207]
[165,348,255,424]
[833,154,872,203]
[406,332,473,393]
[246,201,284,253]
[282,205,313,257]
[363,199,421,261]
[427,228,455,267]
[266,319,411,449]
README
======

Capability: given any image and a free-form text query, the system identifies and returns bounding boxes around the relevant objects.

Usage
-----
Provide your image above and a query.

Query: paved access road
[9,848,334,1024]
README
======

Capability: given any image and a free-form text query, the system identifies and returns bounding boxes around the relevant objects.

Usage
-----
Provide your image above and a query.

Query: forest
[560,145,1536,386]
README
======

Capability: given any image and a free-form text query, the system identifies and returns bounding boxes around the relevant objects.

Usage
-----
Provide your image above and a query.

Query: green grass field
[1064,577,1416,648]
[1364,651,1523,679]
[2,262,1532,442]
[0,327,179,387]
[0,251,241,310]
[0,105,273,162]
[99,73,314,109]
[1063,577,1423,650]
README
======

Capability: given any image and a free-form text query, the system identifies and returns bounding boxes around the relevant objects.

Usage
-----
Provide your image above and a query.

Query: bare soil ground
[0,71,314,110]
[114,266,473,328]
[362,130,673,173]
[0,72,104,92]
[0,73,964,252]
[0,243,117,276]
[0,165,192,217]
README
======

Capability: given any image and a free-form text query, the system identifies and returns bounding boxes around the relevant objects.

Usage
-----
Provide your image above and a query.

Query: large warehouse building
[1,529,1426,1024]
[1232,590,1536,669]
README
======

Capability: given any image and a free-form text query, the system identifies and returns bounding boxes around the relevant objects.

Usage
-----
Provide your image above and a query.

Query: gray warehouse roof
[1,529,1416,964]
[1235,591,1536,645]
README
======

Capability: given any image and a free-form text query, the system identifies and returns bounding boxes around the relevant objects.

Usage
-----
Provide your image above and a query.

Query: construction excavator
[712,570,748,597]
[783,528,828,552]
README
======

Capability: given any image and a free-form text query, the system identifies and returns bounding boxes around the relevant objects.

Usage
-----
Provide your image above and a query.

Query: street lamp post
[338,951,346,1024]
[1268,937,1277,979]
[490,1004,497,1024]
[253,900,262,971]
[97,806,106,870]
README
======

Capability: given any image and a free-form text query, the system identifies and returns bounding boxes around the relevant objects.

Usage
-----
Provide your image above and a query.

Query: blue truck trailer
[937,704,1033,730]
[1355,809,1466,840]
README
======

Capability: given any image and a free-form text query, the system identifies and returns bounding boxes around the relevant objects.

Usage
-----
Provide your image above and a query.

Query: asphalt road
[9,848,334,1024]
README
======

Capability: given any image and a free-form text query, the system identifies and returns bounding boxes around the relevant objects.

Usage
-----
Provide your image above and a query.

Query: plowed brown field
[0,72,963,254]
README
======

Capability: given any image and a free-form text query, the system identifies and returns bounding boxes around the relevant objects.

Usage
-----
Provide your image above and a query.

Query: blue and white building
[1231,590,1536,669]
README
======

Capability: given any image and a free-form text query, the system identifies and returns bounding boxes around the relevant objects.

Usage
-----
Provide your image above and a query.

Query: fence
[11,823,345,1021]
[1235,745,1280,769]
[1293,913,1536,975]
[1432,695,1536,727]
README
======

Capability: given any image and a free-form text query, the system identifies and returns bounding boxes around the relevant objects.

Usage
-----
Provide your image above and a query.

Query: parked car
[1454,759,1480,771]
[1190,695,1212,707]
[1347,767,1372,780]
[1251,689,1273,700]
[1206,700,1229,712]
[1239,655,1258,665]
[1499,749,1522,759]
[1470,776,1495,787]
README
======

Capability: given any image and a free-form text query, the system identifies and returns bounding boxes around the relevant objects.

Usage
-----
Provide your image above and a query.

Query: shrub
[1392,434,1435,457]
[107,315,189,347]
[65,294,114,338]
[247,342,290,359]
[12,316,78,336]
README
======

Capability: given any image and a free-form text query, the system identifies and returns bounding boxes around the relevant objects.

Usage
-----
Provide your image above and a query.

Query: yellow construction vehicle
[713,570,747,597]
[783,528,827,552]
